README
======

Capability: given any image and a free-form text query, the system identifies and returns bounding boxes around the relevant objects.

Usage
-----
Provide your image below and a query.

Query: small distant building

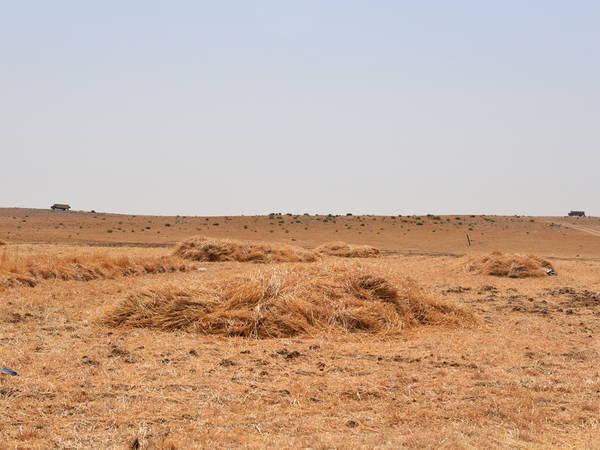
[51,204,71,211]
[568,211,585,217]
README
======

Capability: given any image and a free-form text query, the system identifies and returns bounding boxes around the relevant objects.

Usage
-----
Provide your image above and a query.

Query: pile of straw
[0,254,194,289]
[315,241,380,258]
[464,251,554,278]
[102,262,472,337]
[174,236,319,263]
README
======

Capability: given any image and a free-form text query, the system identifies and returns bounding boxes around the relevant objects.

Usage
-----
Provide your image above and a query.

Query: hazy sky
[2,1,599,216]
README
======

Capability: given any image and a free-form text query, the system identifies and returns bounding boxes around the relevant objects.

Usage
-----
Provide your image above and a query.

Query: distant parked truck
[51,204,71,211]
[568,211,585,217]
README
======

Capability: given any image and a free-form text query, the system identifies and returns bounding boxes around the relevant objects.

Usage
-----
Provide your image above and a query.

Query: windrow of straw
[174,236,319,263]
[0,254,194,289]
[464,251,554,278]
[315,241,381,258]
[102,262,473,338]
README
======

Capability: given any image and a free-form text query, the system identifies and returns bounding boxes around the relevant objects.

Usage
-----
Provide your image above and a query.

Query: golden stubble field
[1,208,599,449]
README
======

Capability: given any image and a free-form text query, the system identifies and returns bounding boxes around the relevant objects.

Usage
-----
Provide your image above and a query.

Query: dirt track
[552,221,600,238]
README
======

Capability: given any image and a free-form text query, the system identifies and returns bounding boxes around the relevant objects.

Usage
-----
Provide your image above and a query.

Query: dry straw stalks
[103,262,473,338]
[0,252,194,289]
[315,241,381,258]
[464,251,554,278]
[174,236,382,262]
[174,236,319,263]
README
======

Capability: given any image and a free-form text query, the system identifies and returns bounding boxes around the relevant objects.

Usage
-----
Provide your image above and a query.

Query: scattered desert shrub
[0,239,6,246]
[174,236,319,263]
[464,251,554,278]
[0,254,194,289]
[315,241,380,258]
[102,262,473,337]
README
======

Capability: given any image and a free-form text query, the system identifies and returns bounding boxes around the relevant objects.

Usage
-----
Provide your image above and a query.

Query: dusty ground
[1,209,599,448]
[2,207,600,258]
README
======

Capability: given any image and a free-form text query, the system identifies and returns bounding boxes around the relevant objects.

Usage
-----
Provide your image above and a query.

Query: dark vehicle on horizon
[51,204,71,211]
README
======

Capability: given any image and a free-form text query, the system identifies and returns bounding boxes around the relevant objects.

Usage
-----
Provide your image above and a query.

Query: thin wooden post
[466,233,471,247]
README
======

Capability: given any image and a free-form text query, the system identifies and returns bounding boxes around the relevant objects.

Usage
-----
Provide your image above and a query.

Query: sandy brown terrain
[2,207,600,258]
[1,208,599,448]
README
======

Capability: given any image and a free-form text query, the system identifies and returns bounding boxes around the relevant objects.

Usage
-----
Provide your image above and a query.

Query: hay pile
[464,251,554,278]
[0,240,6,246]
[174,236,319,263]
[316,241,380,258]
[102,262,472,337]
[0,255,194,289]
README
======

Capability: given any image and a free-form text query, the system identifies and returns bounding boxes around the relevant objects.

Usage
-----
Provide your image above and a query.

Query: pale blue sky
[1,1,598,216]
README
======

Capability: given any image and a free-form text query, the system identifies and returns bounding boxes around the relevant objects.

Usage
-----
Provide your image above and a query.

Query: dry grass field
[1,208,599,449]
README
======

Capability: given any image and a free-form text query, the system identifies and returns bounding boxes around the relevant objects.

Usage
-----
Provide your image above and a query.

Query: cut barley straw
[464,251,554,278]
[174,235,319,263]
[315,241,381,258]
[0,254,194,289]
[102,262,473,338]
